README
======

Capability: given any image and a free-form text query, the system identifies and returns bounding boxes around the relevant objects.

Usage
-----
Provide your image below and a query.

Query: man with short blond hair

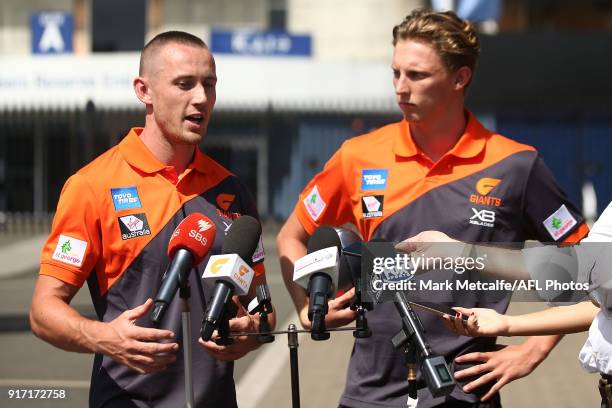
[277,9,587,407]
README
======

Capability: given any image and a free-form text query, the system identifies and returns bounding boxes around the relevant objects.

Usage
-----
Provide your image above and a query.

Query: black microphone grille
[222,215,262,262]
[307,225,341,254]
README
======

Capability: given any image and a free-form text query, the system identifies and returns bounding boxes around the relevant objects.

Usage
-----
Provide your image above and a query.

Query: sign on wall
[31,11,74,54]
[211,29,311,57]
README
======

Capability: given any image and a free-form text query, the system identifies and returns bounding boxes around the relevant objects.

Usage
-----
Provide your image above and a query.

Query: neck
[139,119,195,175]
[410,107,467,163]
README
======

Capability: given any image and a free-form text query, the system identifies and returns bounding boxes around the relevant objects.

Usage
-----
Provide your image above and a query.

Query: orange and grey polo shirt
[294,113,588,408]
[40,128,264,408]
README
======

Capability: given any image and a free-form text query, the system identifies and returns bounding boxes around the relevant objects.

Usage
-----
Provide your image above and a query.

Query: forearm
[506,302,598,336]
[276,214,310,318]
[30,293,104,354]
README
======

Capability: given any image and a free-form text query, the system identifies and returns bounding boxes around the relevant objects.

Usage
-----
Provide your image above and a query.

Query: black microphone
[368,239,455,398]
[305,226,342,339]
[331,228,373,338]
[200,215,262,342]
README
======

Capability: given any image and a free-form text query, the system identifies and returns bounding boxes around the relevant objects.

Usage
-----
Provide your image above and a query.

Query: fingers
[127,353,177,374]
[452,306,472,315]
[129,325,176,342]
[124,298,154,320]
[228,315,255,333]
[198,337,254,362]
[132,352,177,367]
[133,340,179,355]
[441,310,474,337]
[330,288,355,310]
[454,351,490,365]
[441,314,456,333]
[395,240,417,253]
[232,297,249,318]
[326,308,358,328]
[461,371,496,394]
[480,378,504,402]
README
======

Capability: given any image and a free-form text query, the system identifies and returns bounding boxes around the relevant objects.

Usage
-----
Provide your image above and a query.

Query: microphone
[200,215,262,341]
[332,228,373,338]
[393,291,455,398]
[367,239,455,398]
[294,226,362,339]
[151,213,216,325]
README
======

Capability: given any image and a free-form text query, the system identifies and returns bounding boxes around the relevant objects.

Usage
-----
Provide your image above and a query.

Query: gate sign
[31,11,74,54]
[211,29,311,57]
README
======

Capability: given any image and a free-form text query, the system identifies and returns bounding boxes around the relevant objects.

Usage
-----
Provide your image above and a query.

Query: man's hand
[94,298,178,375]
[199,297,260,361]
[453,340,549,401]
[395,230,457,254]
[297,288,358,329]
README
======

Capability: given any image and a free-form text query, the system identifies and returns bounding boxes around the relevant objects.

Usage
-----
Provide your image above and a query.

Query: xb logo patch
[469,208,496,228]
[470,208,495,223]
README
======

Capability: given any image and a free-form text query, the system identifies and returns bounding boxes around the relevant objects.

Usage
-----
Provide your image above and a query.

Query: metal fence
[0,212,53,236]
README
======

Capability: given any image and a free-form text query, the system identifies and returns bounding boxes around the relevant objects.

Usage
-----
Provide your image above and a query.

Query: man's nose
[192,83,207,105]
[395,75,410,95]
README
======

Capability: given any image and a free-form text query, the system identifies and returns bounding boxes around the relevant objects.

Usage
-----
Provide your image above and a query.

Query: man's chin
[181,129,206,145]
[401,111,422,123]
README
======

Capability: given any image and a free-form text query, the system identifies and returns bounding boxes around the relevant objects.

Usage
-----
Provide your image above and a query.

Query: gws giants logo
[470,178,502,207]
[216,194,236,211]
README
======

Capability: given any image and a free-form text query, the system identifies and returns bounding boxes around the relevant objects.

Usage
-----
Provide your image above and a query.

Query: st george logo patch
[543,205,577,241]
[303,185,326,221]
[52,234,88,267]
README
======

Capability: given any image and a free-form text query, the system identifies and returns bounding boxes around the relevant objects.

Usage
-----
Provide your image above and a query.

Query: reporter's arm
[449,302,598,337]
[398,231,531,281]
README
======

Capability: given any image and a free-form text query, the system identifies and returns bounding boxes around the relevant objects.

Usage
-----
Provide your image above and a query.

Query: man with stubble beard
[30,31,273,407]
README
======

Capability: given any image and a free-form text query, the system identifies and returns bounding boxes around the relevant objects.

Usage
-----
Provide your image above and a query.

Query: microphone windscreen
[307,225,342,254]
[221,215,262,262]
[167,213,217,265]
[369,238,396,257]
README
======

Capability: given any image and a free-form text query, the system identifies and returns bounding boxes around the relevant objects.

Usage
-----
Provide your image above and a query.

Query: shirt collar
[118,128,208,174]
[393,112,487,159]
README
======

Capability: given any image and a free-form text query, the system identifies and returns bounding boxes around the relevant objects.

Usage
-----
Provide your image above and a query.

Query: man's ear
[454,66,472,91]
[133,76,152,104]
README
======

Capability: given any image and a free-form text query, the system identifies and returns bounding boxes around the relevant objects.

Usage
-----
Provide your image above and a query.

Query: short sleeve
[522,157,587,243]
[294,145,354,235]
[39,174,101,287]
[522,243,590,304]
[580,205,612,312]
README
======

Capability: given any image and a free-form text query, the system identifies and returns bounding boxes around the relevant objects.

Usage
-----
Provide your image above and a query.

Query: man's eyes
[177,80,194,89]
[392,70,429,80]
[408,71,428,80]
[175,80,216,89]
